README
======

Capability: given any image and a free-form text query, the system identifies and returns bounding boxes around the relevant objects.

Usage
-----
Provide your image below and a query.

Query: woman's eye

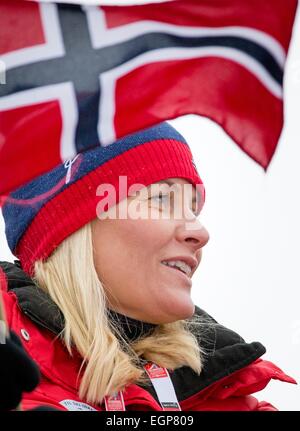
[150,193,169,204]
[193,206,201,217]
[148,192,200,216]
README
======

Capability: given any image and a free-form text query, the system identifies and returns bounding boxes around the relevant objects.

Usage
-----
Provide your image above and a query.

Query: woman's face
[91,177,210,324]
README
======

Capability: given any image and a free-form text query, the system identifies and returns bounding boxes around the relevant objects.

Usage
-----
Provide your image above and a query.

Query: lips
[161,262,192,286]
[161,256,198,276]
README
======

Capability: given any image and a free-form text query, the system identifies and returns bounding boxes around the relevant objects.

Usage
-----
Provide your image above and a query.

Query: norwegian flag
[0,0,298,198]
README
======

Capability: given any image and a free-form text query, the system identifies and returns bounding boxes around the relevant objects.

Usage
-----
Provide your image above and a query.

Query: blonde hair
[33,221,206,406]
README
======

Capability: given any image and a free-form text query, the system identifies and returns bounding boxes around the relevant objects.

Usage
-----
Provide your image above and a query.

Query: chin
[179,303,196,320]
[162,302,195,324]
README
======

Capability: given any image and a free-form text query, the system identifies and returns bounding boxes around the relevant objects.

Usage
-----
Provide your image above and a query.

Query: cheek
[113,220,165,271]
[92,218,174,279]
[123,219,174,258]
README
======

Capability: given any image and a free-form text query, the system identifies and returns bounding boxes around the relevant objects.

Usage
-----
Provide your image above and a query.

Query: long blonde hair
[33,221,206,405]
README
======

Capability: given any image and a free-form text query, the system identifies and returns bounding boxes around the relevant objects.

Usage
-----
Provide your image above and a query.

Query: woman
[0,122,296,411]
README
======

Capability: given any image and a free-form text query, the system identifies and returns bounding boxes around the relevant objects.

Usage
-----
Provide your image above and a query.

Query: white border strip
[98,46,283,145]
[0,82,78,161]
[84,6,286,68]
[0,3,65,70]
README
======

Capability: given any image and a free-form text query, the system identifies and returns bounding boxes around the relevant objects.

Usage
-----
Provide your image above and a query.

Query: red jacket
[0,261,296,411]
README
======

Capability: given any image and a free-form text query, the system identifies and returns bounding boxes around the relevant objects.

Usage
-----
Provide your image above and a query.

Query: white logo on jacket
[59,399,98,411]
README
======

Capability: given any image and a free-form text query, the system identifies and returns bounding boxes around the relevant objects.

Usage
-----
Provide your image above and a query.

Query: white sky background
[1,0,300,410]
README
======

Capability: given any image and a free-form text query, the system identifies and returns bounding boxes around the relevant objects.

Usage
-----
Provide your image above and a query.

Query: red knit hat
[2,122,205,276]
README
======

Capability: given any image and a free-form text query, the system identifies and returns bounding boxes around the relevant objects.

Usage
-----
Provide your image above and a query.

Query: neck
[107,309,158,343]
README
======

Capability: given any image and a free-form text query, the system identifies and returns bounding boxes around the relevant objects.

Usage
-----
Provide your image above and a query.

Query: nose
[176,218,210,251]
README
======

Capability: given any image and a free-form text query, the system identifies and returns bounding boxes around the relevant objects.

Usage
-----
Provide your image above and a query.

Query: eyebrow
[156,180,198,203]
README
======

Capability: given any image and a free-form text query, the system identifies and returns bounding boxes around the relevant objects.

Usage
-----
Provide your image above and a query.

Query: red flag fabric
[0,0,298,198]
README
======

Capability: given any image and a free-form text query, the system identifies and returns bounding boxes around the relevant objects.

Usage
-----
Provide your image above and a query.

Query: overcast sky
[1,0,299,411]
